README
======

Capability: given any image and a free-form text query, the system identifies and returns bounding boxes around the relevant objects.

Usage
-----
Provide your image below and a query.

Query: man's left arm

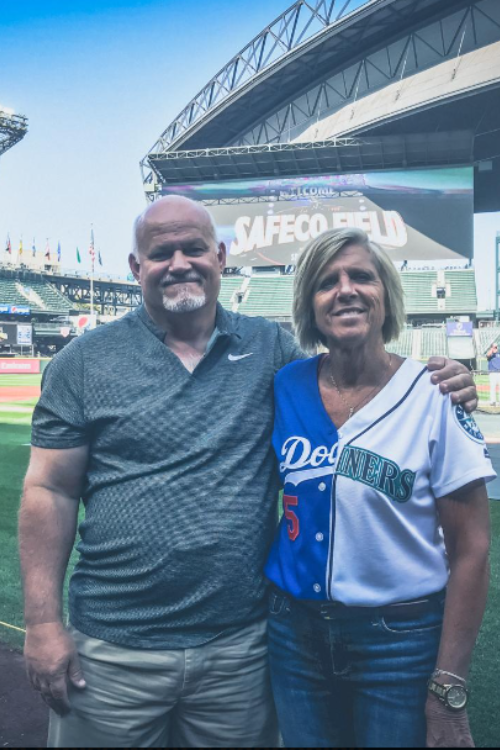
[427,358,477,413]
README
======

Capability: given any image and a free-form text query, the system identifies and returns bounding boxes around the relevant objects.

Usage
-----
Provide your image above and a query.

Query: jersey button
[316,533,324,542]
[313,583,322,593]
[338,431,344,439]
[318,482,326,492]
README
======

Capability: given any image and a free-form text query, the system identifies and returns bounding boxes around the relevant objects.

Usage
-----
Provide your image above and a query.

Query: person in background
[486,341,500,405]
[265,228,494,748]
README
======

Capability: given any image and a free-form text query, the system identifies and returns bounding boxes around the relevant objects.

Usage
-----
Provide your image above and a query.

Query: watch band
[432,669,467,685]
[428,679,469,711]
[428,680,448,701]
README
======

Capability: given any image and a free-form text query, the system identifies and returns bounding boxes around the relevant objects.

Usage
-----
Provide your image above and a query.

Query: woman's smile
[332,307,366,319]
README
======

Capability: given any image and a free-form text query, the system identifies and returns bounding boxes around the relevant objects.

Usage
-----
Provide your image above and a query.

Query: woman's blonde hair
[293,228,406,351]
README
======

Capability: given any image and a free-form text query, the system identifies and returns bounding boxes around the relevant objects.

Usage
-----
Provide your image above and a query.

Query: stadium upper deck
[142,0,500,212]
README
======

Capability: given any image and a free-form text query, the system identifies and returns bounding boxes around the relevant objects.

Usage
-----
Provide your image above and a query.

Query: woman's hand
[425,696,474,747]
[427,357,477,412]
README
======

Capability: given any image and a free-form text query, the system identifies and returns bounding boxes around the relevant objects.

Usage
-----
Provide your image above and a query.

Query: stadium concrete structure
[141,0,500,210]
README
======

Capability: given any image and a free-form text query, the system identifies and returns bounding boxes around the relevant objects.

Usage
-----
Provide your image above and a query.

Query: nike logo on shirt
[228,353,254,362]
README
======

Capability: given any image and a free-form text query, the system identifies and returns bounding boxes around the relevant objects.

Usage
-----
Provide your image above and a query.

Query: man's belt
[294,589,445,621]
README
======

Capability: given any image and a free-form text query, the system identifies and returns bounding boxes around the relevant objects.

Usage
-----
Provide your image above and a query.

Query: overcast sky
[0,0,498,308]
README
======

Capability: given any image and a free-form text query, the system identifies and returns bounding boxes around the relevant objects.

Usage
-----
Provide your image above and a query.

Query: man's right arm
[19,444,89,715]
[275,323,306,371]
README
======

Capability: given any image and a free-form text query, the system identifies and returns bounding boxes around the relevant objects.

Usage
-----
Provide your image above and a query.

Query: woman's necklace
[329,354,393,420]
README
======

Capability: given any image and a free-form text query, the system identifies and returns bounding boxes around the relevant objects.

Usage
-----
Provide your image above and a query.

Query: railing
[141,0,372,180]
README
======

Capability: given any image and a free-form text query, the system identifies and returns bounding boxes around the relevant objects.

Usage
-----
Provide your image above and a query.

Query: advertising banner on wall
[446,322,473,337]
[17,324,33,345]
[0,359,40,374]
[0,304,30,316]
[70,314,97,335]
[162,167,473,267]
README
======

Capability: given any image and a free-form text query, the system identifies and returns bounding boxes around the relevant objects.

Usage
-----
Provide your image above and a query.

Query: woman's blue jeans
[268,588,444,748]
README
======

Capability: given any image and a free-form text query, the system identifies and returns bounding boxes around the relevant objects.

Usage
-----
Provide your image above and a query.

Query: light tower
[0,105,28,157]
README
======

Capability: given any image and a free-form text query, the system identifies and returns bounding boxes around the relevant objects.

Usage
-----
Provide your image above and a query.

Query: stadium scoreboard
[162,167,473,267]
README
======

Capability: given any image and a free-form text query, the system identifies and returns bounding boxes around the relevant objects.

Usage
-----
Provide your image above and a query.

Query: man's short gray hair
[293,227,406,351]
[132,197,220,258]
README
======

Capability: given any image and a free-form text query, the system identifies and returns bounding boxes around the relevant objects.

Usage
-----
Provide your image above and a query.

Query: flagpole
[90,225,95,316]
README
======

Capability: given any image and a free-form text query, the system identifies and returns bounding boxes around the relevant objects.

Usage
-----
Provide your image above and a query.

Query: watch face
[447,686,468,710]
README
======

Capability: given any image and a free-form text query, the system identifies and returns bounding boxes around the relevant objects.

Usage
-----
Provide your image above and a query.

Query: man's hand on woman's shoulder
[427,357,477,413]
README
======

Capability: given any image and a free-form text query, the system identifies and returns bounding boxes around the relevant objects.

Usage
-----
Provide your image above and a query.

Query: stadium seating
[400,270,477,315]
[0,278,43,309]
[218,272,479,365]
[400,272,439,314]
[219,277,245,311]
[386,328,414,357]
[18,280,73,313]
[442,271,477,314]
[0,276,73,313]
[476,327,500,356]
[421,328,447,357]
[0,268,481,363]
[238,276,294,318]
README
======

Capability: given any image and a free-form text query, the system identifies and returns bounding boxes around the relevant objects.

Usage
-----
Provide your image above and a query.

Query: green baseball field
[0,373,499,746]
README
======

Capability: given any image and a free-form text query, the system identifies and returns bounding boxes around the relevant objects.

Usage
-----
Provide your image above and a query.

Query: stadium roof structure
[147,132,474,186]
[0,106,28,157]
[142,0,500,211]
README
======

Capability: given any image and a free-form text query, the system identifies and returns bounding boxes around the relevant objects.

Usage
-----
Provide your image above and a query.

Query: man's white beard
[162,286,207,313]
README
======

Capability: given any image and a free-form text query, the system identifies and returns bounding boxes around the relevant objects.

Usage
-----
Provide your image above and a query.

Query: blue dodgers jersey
[266,356,338,600]
[265,356,496,605]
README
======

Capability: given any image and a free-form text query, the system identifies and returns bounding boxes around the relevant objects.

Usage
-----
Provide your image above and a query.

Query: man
[486,341,500,405]
[20,196,478,748]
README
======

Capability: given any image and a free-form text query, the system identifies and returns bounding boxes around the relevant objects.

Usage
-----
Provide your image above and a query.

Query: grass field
[475,373,495,404]
[0,373,499,746]
[0,374,79,649]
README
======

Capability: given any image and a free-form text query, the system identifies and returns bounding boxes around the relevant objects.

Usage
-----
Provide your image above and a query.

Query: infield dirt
[0,641,48,747]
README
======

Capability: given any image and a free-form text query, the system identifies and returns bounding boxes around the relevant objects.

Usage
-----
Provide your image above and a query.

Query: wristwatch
[428,679,469,711]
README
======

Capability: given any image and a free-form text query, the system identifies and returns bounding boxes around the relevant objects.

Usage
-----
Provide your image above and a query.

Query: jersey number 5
[284,495,299,541]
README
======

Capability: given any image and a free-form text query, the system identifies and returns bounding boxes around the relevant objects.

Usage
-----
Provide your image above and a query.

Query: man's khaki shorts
[48,619,278,748]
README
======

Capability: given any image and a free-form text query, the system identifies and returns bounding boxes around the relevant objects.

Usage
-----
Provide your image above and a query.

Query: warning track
[0,386,41,403]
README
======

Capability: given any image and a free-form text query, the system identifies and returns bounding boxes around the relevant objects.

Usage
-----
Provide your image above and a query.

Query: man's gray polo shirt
[31,303,303,649]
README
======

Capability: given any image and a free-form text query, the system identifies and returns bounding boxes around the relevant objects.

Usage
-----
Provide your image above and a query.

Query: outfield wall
[0,358,50,374]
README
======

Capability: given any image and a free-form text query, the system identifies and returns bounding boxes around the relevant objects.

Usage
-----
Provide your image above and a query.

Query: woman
[265,228,494,748]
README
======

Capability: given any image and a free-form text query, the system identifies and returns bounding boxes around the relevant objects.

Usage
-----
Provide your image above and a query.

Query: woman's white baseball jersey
[265,356,495,606]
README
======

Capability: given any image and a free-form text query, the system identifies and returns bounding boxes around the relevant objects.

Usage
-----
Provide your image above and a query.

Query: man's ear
[128,253,141,283]
[217,242,227,272]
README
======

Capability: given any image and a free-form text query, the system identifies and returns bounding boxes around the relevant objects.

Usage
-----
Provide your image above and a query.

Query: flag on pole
[89,227,95,269]
[57,241,61,262]
[45,240,51,261]
[5,234,11,254]
[76,247,81,264]
[32,238,36,258]
[18,238,23,258]
[98,249,103,266]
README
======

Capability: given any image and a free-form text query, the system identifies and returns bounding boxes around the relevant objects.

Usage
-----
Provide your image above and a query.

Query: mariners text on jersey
[265,356,495,607]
